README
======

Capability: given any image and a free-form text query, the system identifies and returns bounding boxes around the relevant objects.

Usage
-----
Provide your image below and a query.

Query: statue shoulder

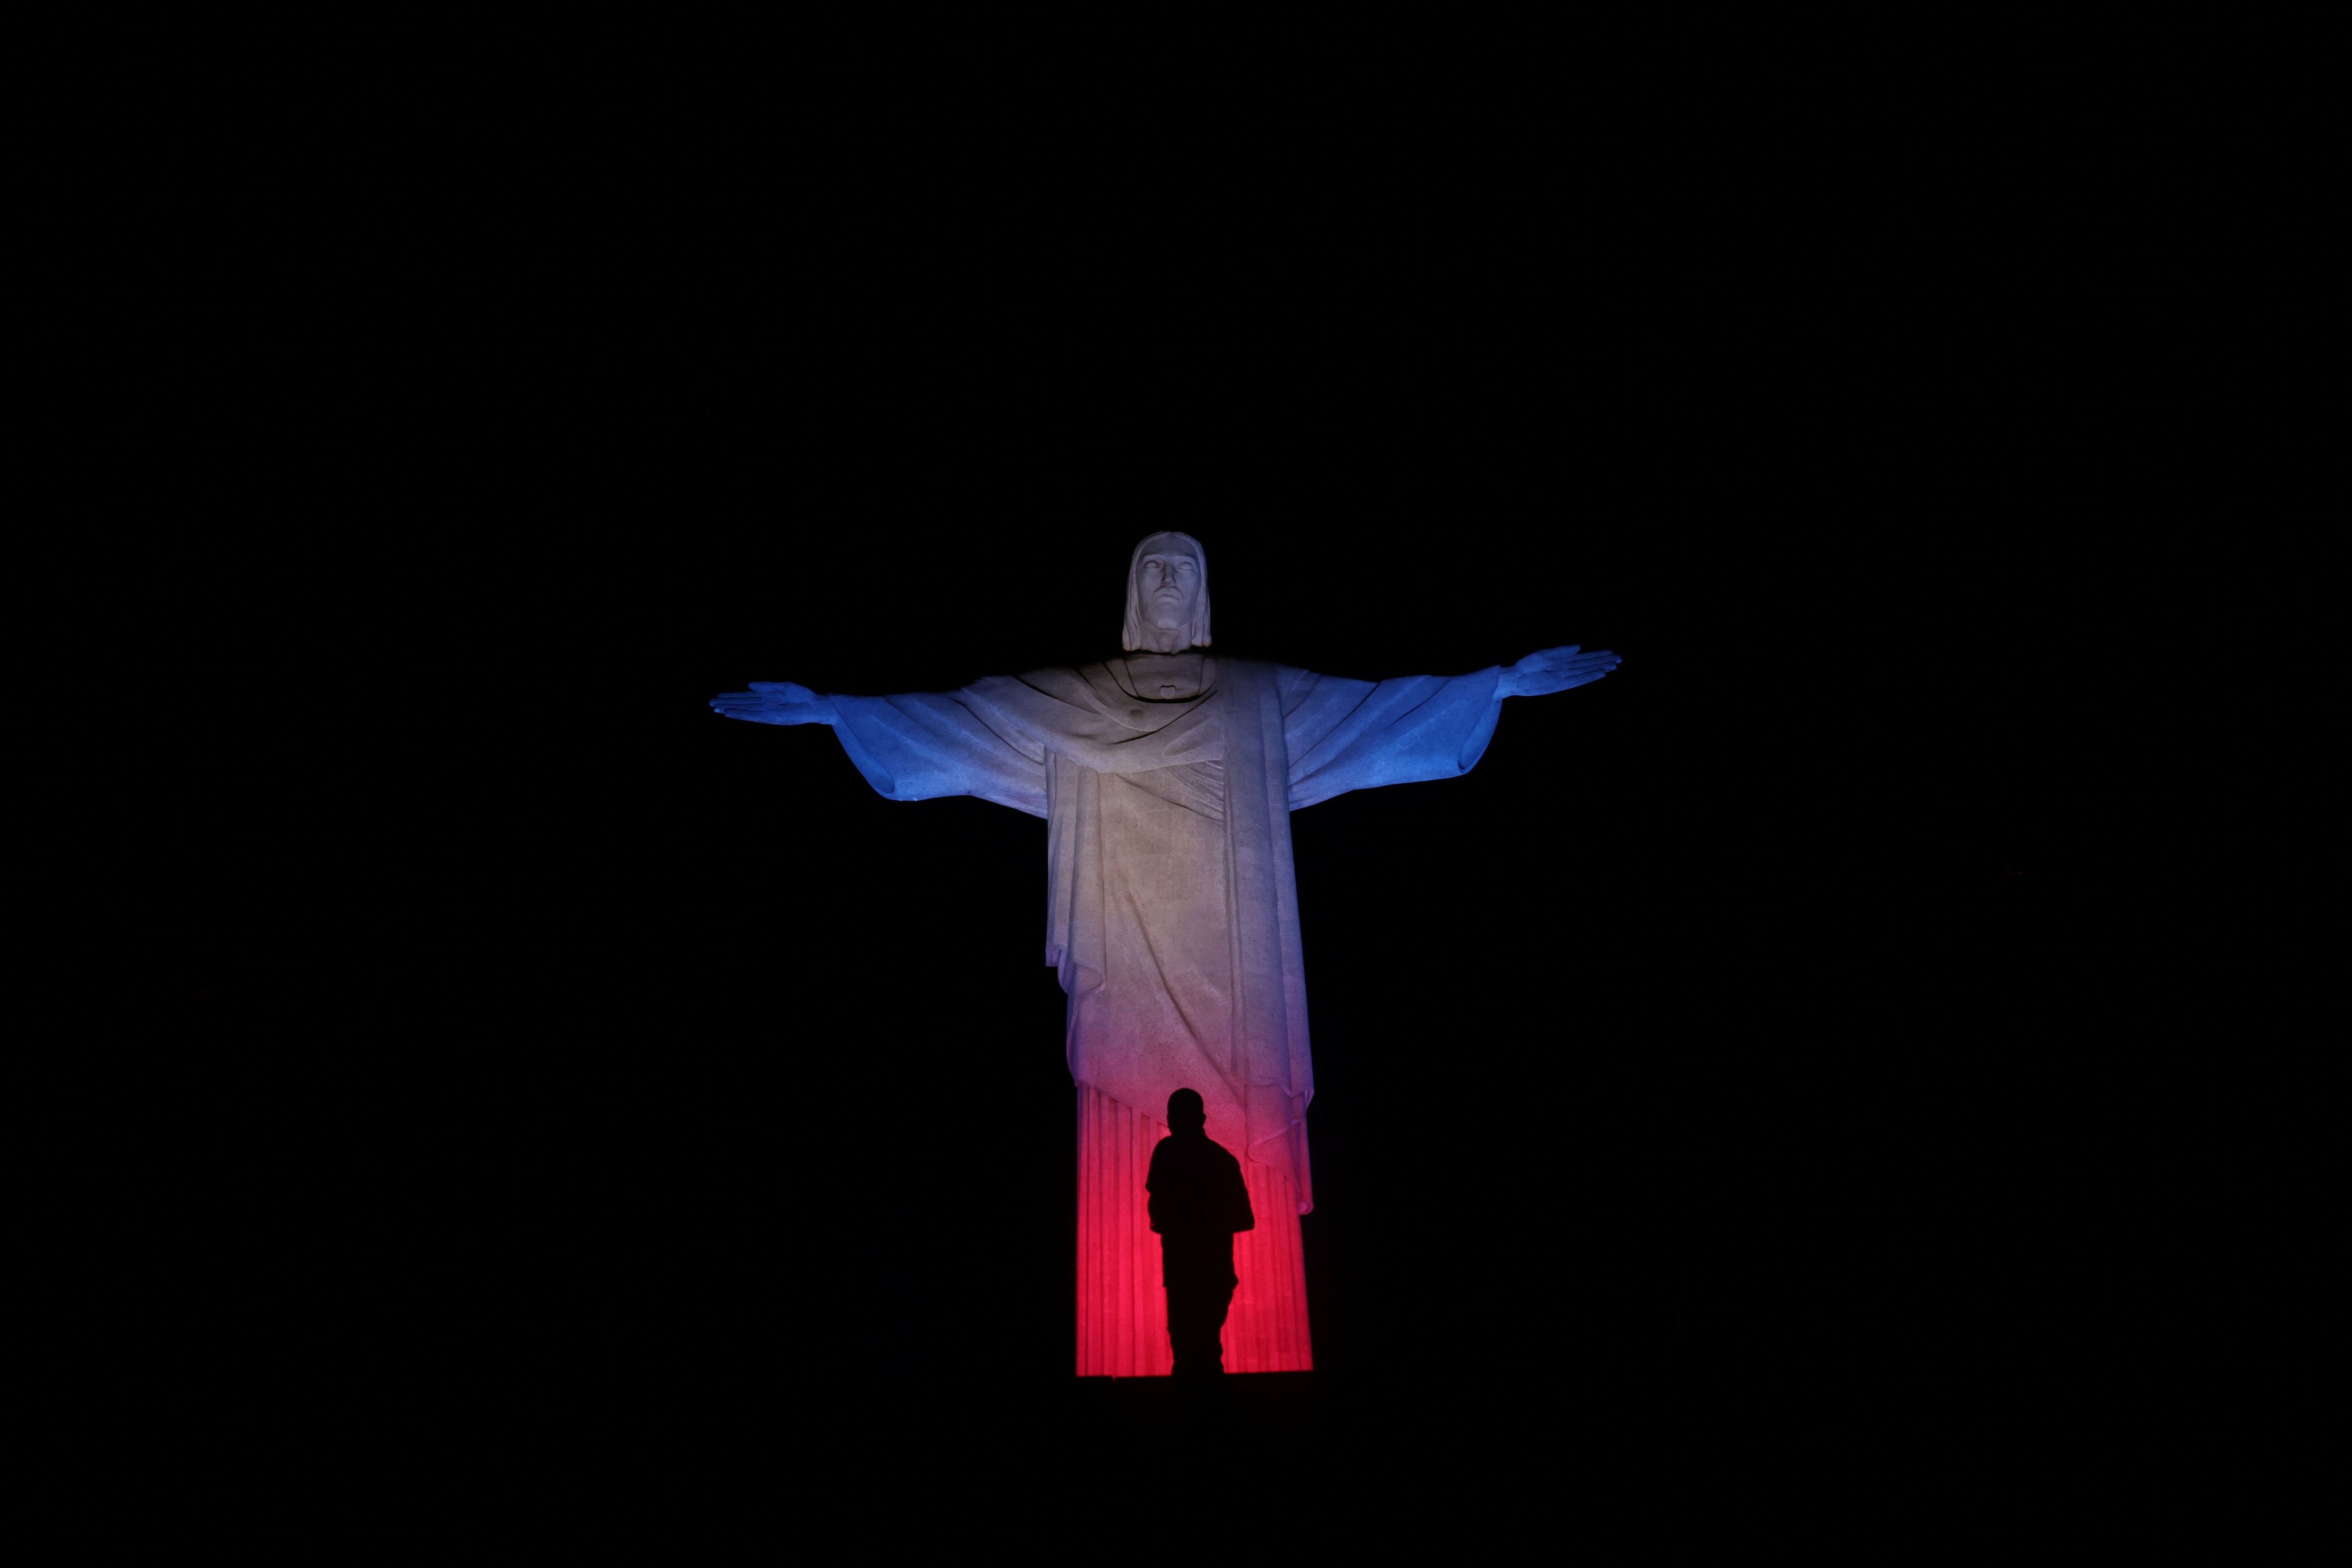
[974,666,1104,705]
[1053,663,1133,709]
[981,657,1307,708]
[1202,656,1309,685]
[1227,659,1321,699]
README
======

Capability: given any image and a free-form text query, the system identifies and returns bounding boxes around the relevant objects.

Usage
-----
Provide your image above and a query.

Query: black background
[136,51,2249,1509]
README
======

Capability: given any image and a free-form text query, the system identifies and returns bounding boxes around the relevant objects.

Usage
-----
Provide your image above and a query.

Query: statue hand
[709,680,839,725]
[1496,645,1621,699]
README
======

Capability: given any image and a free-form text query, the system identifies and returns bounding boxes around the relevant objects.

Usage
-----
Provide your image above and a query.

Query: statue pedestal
[1076,1083,1314,1376]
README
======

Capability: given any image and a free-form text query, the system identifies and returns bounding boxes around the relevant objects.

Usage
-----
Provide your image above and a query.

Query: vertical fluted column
[1075,1084,1312,1376]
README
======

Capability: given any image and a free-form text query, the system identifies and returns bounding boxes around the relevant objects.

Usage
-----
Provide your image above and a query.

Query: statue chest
[1114,654,1214,705]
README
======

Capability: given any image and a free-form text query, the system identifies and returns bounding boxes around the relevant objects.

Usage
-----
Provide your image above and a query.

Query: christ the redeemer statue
[711,533,1619,1376]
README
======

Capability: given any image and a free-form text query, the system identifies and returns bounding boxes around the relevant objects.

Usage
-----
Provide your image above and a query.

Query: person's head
[1166,1087,1207,1134]
[1121,532,1211,653]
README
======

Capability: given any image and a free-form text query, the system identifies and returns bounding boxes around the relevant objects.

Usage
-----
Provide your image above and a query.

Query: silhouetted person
[1147,1088,1255,1381]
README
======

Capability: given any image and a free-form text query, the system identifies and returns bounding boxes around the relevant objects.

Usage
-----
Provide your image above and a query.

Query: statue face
[1135,539,1203,635]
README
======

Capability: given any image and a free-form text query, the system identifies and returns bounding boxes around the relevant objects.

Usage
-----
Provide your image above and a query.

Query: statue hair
[1120,531,1212,651]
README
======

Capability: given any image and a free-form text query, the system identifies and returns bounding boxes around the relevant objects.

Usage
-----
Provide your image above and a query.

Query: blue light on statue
[710,532,1621,1374]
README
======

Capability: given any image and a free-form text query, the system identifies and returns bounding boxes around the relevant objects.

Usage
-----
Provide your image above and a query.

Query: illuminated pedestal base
[1076,1083,1313,1376]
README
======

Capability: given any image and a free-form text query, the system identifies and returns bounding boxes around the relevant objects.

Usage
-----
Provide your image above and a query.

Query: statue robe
[825,657,1505,1372]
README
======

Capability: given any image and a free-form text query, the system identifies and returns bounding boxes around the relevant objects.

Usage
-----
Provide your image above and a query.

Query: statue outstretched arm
[709,681,839,726]
[1494,645,1621,699]
[714,677,1050,816]
[1282,646,1620,808]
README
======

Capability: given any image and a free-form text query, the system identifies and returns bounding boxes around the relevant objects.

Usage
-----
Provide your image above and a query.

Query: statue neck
[1133,626,1192,654]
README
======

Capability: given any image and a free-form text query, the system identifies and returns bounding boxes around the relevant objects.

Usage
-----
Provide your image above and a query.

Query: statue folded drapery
[827,656,1506,1214]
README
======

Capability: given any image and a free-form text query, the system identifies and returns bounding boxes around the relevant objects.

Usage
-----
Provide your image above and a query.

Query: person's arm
[1224,1155,1256,1234]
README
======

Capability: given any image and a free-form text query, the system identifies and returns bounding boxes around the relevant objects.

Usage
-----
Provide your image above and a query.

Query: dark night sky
[143,60,2237,1486]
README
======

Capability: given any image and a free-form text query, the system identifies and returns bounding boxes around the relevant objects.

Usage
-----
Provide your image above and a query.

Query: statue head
[1166,1087,1207,1134]
[1121,531,1211,653]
